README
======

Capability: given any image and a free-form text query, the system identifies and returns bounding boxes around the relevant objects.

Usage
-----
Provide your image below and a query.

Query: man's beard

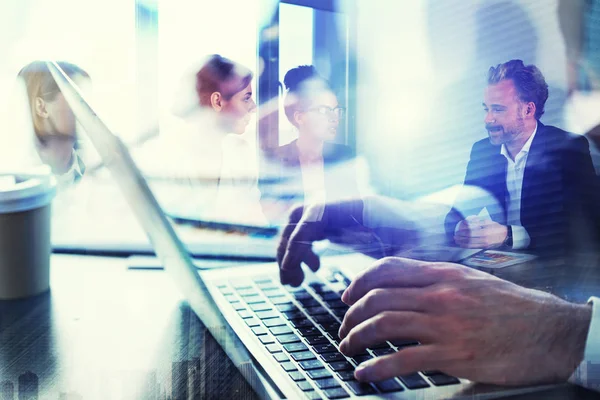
[486,117,525,146]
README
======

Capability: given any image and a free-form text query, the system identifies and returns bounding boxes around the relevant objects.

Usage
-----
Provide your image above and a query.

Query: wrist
[503,225,513,248]
[552,302,592,380]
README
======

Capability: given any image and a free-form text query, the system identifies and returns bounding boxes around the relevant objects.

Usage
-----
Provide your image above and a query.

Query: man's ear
[523,101,536,118]
[293,110,304,127]
[210,92,224,112]
[35,97,49,119]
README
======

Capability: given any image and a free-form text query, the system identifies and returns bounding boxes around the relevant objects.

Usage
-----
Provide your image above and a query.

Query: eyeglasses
[306,106,346,118]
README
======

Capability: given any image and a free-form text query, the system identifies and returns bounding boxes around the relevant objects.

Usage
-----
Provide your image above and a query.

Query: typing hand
[454,216,507,248]
[337,257,591,385]
[277,199,382,286]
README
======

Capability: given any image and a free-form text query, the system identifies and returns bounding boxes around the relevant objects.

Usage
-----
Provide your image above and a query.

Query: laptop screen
[45,61,270,396]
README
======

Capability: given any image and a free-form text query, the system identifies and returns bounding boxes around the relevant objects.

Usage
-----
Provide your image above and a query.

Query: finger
[338,288,428,339]
[342,257,460,305]
[339,311,434,356]
[280,222,323,286]
[354,345,439,382]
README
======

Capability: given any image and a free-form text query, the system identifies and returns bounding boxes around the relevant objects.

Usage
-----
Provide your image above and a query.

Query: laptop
[48,61,566,399]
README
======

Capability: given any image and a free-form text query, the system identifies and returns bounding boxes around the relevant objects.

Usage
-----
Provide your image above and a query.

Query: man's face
[483,79,526,146]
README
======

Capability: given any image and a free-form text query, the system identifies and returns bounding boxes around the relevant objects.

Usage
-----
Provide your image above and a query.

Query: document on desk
[462,250,537,269]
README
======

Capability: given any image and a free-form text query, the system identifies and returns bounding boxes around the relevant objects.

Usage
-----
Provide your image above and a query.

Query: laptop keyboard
[216,274,460,399]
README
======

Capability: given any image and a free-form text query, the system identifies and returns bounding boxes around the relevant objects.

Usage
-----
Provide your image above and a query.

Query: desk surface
[0,255,257,400]
[1,255,600,400]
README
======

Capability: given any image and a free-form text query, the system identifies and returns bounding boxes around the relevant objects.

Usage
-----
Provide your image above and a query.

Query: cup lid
[0,169,57,213]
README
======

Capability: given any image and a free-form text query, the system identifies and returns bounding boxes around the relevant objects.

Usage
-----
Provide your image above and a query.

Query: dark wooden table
[0,255,257,400]
[1,254,600,400]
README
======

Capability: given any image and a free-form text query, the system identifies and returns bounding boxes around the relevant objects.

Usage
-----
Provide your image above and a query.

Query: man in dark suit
[445,59,600,256]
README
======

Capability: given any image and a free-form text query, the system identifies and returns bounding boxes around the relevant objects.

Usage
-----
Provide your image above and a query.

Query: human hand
[338,257,591,386]
[454,216,507,248]
[277,200,384,286]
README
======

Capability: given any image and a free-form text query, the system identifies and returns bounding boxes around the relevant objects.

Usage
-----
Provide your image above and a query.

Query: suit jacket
[445,122,600,256]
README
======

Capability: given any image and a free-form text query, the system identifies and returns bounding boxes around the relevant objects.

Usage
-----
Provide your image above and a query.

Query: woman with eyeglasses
[261,65,361,222]
[17,61,89,186]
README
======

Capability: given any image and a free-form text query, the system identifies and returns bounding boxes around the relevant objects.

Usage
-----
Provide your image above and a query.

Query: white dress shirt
[570,296,600,391]
[499,124,538,249]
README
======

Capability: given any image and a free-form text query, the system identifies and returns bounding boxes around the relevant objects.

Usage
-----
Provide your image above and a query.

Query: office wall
[354,0,569,200]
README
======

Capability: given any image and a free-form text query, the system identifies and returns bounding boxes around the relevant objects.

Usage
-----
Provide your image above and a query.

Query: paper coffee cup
[0,171,56,299]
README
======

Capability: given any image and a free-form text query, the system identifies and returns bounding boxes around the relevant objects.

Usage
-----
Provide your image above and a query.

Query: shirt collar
[501,122,538,160]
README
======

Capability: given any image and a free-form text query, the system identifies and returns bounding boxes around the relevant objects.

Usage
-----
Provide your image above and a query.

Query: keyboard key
[304,391,322,399]
[231,281,253,290]
[331,309,347,318]
[374,378,404,393]
[270,326,293,336]
[321,292,341,301]
[264,290,287,298]
[336,371,355,381]
[251,327,267,336]
[427,373,460,386]
[390,339,419,347]
[305,306,329,315]
[256,310,278,320]
[270,296,292,305]
[320,322,341,332]
[284,310,306,320]
[321,353,346,363]
[314,315,336,324]
[345,380,376,395]
[288,371,305,381]
[250,302,272,312]
[352,355,372,364]
[230,302,246,311]
[421,370,442,376]
[277,334,301,344]
[237,310,252,319]
[290,319,314,329]
[298,326,322,337]
[259,336,275,345]
[322,387,349,399]
[266,344,282,353]
[314,378,341,390]
[283,342,309,353]
[224,294,237,302]
[313,343,337,354]
[260,285,279,292]
[244,318,261,327]
[329,361,353,372]
[242,296,264,305]
[263,318,286,328]
[291,351,317,362]
[324,299,346,309]
[298,360,324,370]
[299,298,321,308]
[281,361,297,372]
[372,348,395,357]
[253,277,272,284]
[305,336,330,345]
[307,369,332,380]
[368,342,390,350]
[273,353,290,362]
[399,373,430,389]
[309,282,326,291]
[276,303,297,312]
[292,290,312,300]
[297,380,314,391]
[238,289,259,297]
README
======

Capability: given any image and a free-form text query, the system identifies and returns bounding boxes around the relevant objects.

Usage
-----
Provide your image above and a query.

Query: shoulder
[537,123,590,152]
[323,143,355,163]
[469,137,497,157]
